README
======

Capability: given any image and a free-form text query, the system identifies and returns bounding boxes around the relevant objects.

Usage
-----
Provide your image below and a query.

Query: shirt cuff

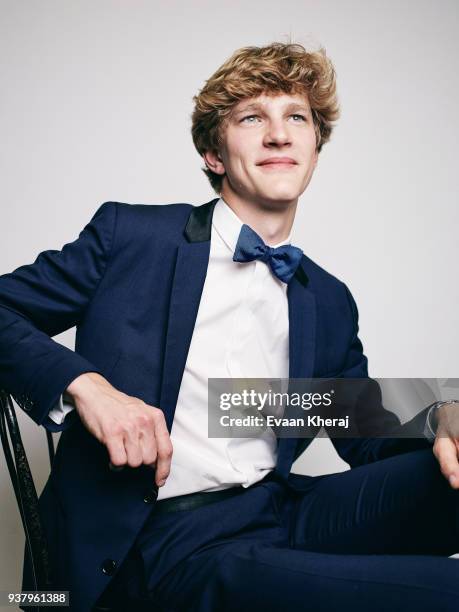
[48,393,75,425]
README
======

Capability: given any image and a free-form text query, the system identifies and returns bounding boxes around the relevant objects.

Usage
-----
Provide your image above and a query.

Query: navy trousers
[98,448,459,611]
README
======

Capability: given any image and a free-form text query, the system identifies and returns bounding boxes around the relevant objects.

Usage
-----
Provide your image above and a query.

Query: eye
[290,114,307,122]
[240,115,261,124]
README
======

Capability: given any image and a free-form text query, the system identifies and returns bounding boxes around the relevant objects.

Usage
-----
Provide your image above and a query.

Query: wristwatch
[424,400,459,441]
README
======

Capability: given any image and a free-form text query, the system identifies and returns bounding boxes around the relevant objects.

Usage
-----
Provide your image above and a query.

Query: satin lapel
[159,199,218,430]
[276,263,317,478]
[288,263,316,380]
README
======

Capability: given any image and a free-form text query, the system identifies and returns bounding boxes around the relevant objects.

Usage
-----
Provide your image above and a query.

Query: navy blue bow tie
[233,224,303,284]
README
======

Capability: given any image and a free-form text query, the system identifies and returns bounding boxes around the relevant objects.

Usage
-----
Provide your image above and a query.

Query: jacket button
[101,559,117,576]
[143,490,158,504]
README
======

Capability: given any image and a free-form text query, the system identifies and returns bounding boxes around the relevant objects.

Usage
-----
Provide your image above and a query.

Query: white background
[1,0,458,595]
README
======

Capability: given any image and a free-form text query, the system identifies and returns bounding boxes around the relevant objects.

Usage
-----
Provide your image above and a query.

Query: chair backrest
[0,392,125,611]
[0,390,55,592]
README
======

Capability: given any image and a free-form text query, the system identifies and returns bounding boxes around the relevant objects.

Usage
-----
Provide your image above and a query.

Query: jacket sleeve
[330,284,433,467]
[0,201,118,432]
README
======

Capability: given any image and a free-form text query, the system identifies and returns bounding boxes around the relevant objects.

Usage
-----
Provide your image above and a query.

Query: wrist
[435,400,459,429]
[66,371,108,402]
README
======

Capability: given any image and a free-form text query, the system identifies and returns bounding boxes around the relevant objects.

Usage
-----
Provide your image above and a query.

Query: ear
[203,150,226,175]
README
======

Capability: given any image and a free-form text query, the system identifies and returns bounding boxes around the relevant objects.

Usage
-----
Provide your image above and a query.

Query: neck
[220,184,297,246]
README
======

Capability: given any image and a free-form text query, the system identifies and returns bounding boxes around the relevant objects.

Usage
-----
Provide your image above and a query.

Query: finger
[152,412,173,486]
[106,435,127,469]
[139,425,158,467]
[122,423,143,468]
[434,436,459,488]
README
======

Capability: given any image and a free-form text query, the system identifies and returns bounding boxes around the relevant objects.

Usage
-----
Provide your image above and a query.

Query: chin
[261,177,302,199]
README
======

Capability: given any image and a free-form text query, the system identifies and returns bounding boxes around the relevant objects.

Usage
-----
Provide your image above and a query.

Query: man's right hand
[66,372,172,487]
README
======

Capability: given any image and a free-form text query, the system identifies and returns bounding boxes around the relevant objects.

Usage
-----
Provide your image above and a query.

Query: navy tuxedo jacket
[0,198,431,610]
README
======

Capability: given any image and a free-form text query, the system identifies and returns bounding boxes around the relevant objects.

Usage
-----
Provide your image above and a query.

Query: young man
[1,42,459,611]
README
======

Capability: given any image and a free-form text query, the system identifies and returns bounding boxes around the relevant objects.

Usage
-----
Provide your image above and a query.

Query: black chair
[0,390,54,597]
[0,390,121,611]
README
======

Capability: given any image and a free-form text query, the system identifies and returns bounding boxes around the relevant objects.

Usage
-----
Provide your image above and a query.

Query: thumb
[434,435,459,488]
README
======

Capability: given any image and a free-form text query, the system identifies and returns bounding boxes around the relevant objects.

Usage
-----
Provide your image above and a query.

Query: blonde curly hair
[191,42,340,194]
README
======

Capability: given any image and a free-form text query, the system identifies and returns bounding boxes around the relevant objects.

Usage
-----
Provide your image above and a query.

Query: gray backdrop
[1,0,458,598]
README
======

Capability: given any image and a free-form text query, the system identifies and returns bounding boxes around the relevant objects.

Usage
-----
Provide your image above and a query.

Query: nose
[263,117,291,147]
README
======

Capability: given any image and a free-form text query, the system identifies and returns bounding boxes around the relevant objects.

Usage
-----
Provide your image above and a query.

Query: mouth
[257,158,298,169]
[257,162,297,170]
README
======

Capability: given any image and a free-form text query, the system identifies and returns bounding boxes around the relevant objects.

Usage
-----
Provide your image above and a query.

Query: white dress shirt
[158,197,290,499]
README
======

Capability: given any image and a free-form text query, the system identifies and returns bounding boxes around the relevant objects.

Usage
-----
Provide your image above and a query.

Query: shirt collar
[212,197,292,253]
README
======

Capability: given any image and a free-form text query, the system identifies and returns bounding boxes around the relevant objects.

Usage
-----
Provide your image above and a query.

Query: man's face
[205,92,319,209]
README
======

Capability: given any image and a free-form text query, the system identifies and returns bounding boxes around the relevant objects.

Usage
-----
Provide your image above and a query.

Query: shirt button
[143,490,158,504]
[101,559,117,576]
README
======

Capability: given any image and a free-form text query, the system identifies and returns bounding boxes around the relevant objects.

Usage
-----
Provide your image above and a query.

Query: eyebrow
[233,102,311,116]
